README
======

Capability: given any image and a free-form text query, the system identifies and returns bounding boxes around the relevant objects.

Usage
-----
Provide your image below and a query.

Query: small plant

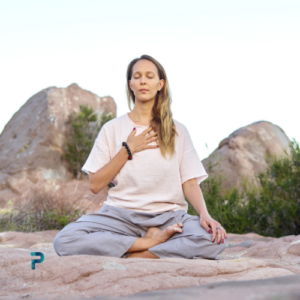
[65,105,115,179]
[0,183,93,232]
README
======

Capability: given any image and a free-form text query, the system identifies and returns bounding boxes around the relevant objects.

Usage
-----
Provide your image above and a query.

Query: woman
[53,55,227,259]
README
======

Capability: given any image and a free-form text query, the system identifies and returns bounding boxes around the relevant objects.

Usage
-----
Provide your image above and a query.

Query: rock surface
[202,121,291,192]
[0,231,299,299]
[0,84,116,210]
[105,275,300,300]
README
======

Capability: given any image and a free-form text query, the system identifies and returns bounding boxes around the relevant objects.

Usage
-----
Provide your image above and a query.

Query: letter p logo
[31,252,44,270]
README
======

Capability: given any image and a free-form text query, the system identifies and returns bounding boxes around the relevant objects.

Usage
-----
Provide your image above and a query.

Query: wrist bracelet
[122,142,133,160]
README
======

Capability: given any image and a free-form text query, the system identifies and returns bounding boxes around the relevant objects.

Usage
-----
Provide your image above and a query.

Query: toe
[174,227,183,232]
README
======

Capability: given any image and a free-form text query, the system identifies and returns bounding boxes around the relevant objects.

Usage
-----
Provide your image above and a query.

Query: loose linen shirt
[82,113,208,213]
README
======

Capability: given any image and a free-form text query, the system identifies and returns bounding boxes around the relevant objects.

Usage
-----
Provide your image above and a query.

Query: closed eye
[134,77,154,79]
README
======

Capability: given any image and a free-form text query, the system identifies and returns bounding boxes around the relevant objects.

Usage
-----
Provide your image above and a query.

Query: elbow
[90,187,98,194]
[90,183,101,194]
[89,173,101,194]
[90,185,100,194]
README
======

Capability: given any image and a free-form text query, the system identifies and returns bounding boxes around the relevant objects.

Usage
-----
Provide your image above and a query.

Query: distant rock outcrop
[0,83,116,209]
[202,121,291,193]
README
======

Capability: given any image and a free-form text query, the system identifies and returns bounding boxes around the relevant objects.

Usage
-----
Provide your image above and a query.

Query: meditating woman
[53,54,227,259]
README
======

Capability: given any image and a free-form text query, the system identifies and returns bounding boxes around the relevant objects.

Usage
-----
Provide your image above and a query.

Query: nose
[140,76,146,84]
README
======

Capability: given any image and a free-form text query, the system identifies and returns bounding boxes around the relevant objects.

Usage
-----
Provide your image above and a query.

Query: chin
[137,96,153,102]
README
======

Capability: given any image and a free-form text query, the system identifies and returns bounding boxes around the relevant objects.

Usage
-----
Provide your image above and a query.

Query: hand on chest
[134,127,158,146]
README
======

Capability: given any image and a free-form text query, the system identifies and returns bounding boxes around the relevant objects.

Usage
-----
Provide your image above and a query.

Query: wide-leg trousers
[53,204,226,259]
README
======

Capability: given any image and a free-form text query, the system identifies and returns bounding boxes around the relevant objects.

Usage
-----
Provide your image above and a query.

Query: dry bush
[0,182,93,232]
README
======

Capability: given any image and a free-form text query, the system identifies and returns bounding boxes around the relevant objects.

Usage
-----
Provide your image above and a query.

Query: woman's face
[129,59,164,102]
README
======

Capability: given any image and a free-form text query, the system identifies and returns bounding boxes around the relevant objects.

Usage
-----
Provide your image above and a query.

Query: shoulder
[173,119,188,135]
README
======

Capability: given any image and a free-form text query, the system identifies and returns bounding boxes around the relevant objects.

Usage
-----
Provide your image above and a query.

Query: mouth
[139,89,149,92]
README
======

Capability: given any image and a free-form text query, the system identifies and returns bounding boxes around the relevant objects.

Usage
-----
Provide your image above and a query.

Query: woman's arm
[182,178,209,217]
[89,146,130,194]
[182,178,227,243]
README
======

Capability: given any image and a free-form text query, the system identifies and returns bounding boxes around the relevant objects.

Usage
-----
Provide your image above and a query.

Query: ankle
[143,236,160,248]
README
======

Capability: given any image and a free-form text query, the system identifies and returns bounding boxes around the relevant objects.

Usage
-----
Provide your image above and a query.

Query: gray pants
[53,204,226,259]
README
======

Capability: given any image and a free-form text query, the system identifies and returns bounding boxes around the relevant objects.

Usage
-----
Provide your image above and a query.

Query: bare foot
[145,223,183,245]
[126,250,159,259]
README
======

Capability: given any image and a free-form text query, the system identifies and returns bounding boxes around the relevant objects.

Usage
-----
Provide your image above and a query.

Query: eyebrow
[133,71,155,75]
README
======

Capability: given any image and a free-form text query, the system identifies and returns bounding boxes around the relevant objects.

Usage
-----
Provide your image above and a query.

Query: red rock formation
[202,121,291,192]
[0,84,116,210]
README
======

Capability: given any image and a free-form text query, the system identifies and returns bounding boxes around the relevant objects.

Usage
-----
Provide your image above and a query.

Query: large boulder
[202,121,291,193]
[0,83,116,210]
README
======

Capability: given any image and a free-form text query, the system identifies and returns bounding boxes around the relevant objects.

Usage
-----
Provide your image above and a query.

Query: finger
[177,222,183,228]
[145,135,158,143]
[211,222,217,242]
[219,225,227,240]
[149,145,159,149]
[217,228,222,244]
[143,126,153,135]
[148,136,159,143]
[130,128,136,135]
[148,132,158,139]
[217,225,223,244]
[200,220,212,234]
[217,224,224,244]
[147,132,158,141]
[218,225,225,243]
[224,229,228,239]
[221,229,225,243]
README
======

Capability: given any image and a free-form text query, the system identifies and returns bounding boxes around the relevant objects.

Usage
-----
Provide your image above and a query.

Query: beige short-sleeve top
[82,113,208,213]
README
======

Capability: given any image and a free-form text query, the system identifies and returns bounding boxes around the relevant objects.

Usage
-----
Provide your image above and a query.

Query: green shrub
[244,138,300,237]
[65,105,114,179]
[187,139,300,237]
[187,173,248,234]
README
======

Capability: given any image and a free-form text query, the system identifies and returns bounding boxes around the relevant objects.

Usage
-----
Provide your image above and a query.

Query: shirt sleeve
[81,124,111,175]
[180,125,209,185]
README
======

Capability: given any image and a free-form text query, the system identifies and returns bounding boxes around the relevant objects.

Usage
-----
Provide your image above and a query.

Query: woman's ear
[129,80,133,91]
[158,79,165,91]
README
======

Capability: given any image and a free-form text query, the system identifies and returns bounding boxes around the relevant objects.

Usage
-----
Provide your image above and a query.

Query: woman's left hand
[199,213,227,244]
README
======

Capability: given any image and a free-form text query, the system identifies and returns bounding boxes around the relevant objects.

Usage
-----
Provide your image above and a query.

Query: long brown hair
[126,55,178,159]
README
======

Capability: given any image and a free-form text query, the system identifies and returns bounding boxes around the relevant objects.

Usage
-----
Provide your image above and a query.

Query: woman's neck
[128,110,152,126]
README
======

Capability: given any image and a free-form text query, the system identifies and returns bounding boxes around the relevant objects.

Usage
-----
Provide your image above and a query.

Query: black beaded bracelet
[122,142,133,160]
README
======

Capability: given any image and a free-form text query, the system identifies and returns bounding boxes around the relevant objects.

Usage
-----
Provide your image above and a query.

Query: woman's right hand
[126,127,159,155]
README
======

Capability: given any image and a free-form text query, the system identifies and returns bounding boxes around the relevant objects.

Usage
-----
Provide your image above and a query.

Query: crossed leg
[53,205,226,259]
[125,222,184,259]
[126,215,226,259]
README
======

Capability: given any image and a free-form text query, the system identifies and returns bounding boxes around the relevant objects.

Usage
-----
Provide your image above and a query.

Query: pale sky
[0,0,299,160]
